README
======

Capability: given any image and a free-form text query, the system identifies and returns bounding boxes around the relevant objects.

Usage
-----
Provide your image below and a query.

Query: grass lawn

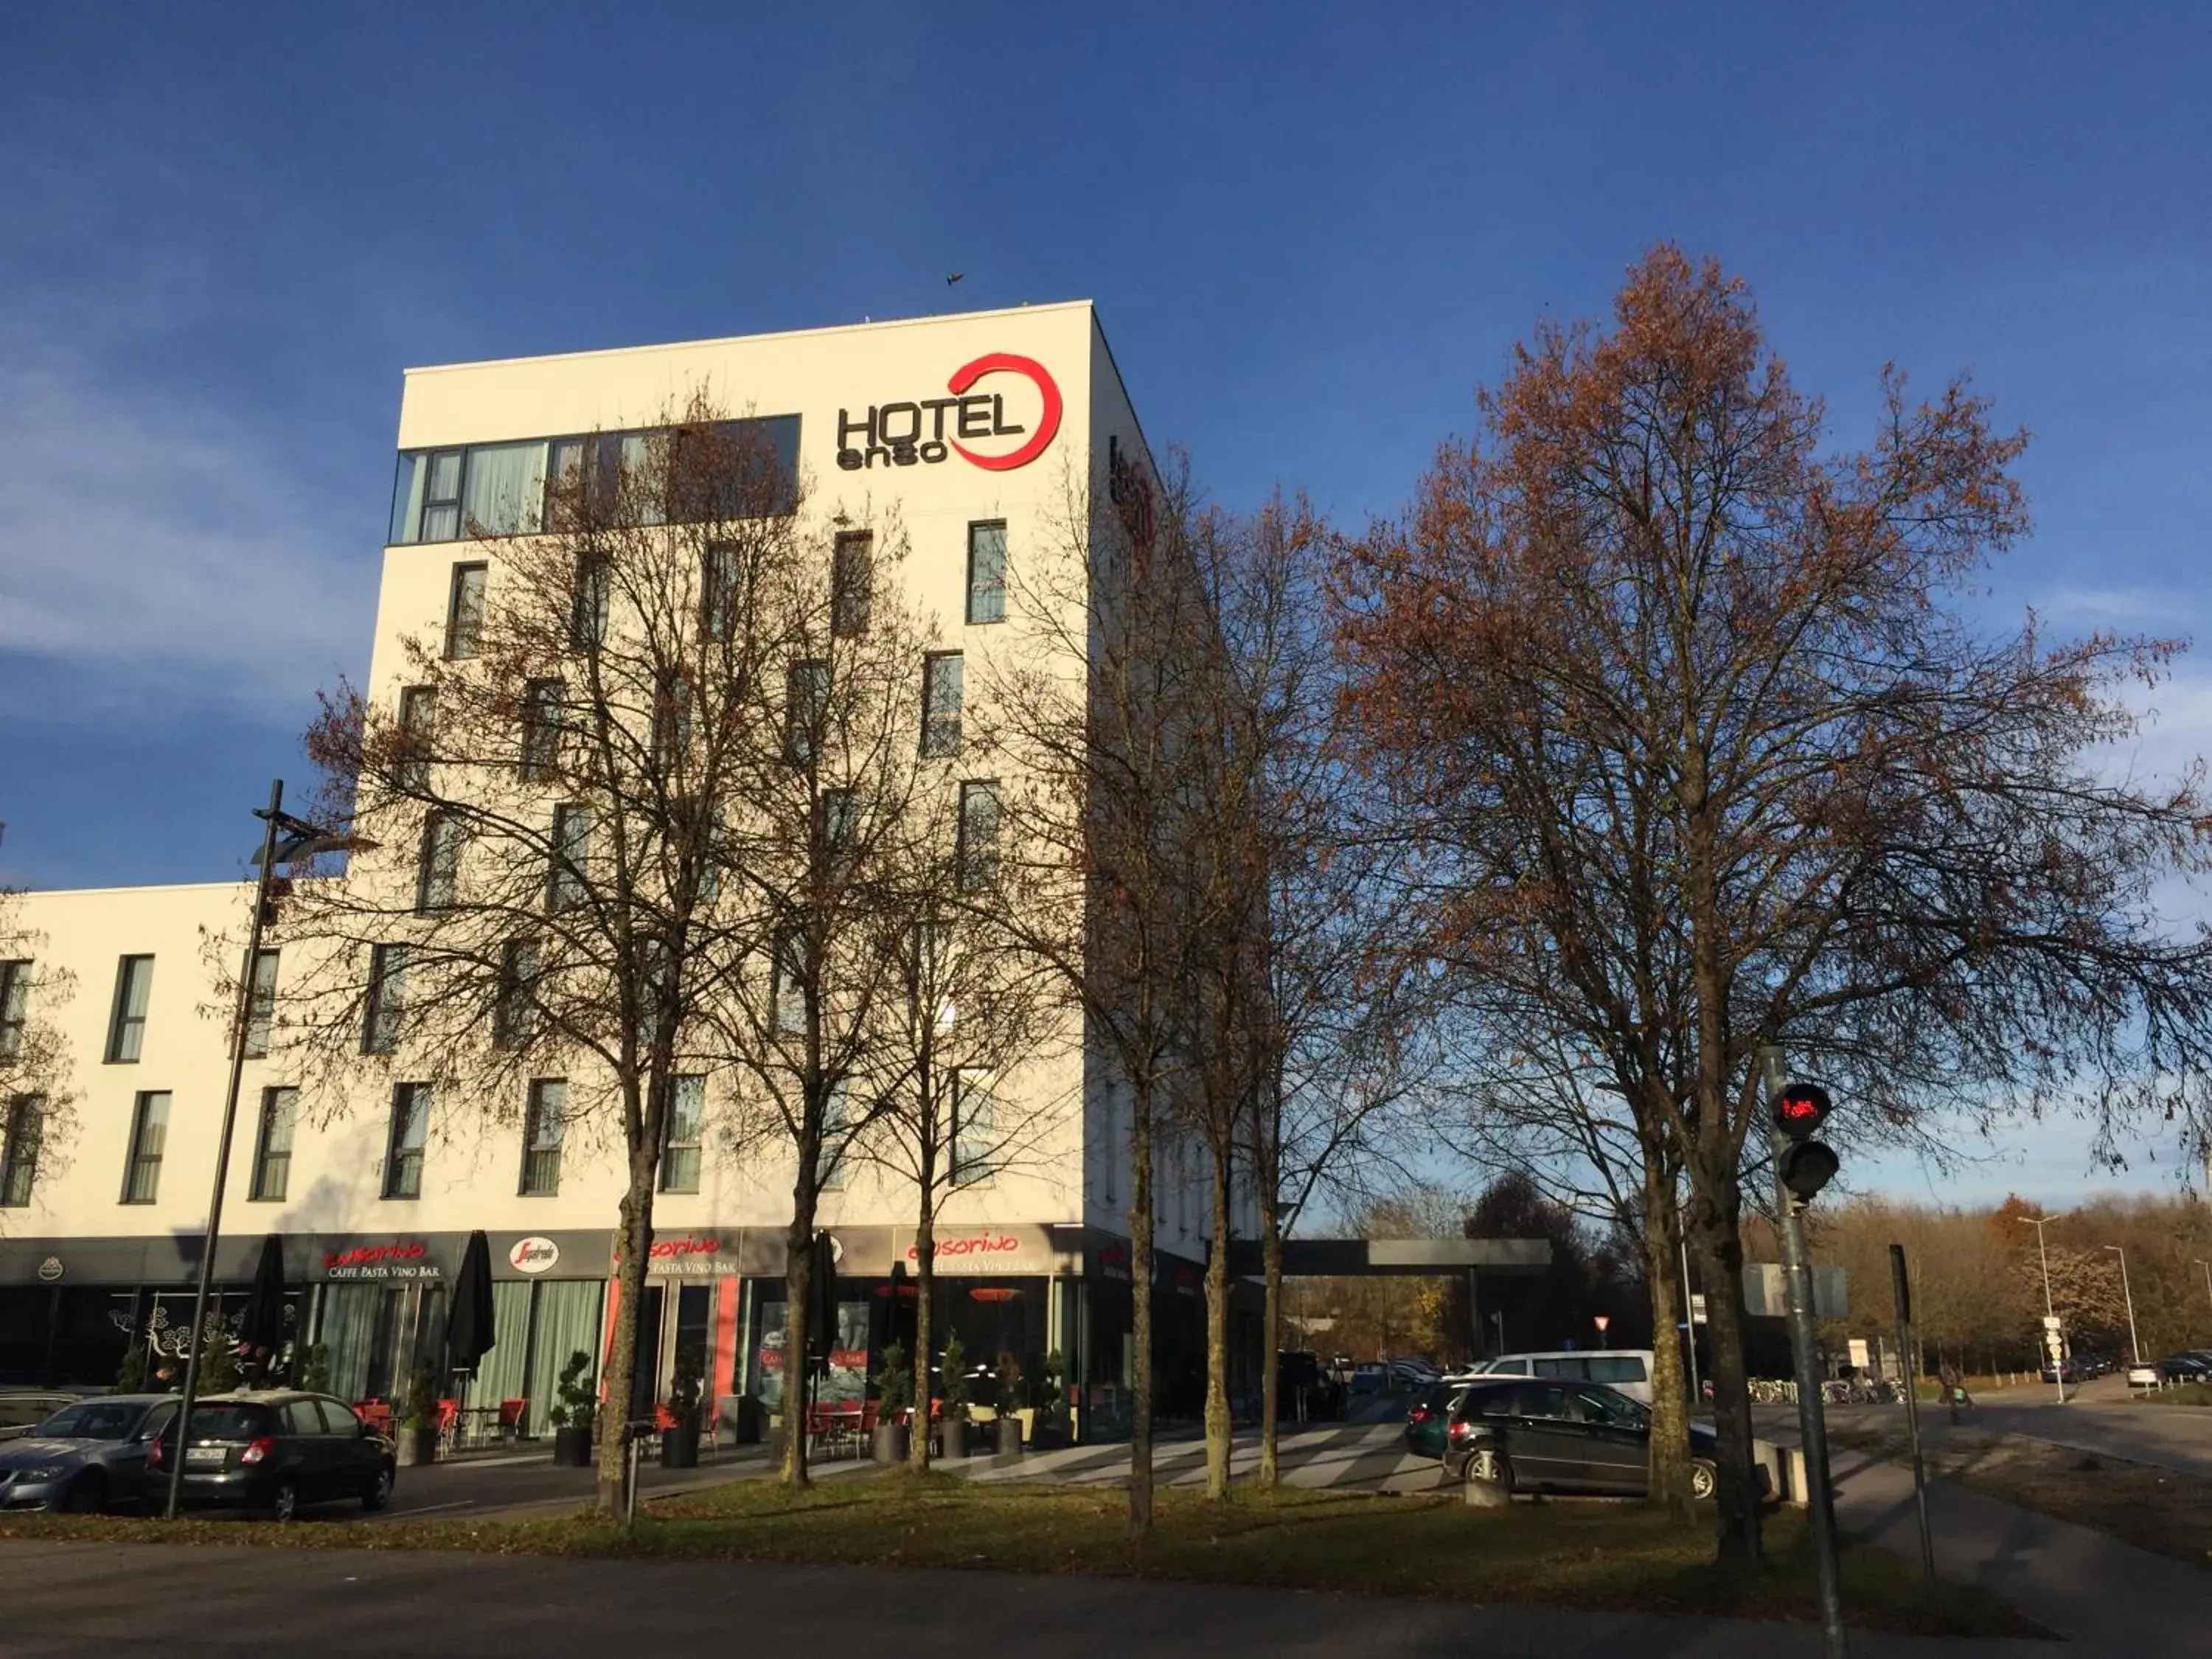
[2141,1382,2212,1408]
[0,1475,2034,1638]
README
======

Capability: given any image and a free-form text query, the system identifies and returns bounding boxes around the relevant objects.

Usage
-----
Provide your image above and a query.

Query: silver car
[0,1394,178,1512]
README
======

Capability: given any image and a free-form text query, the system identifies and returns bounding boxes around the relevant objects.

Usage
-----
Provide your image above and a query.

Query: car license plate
[185,1446,225,1467]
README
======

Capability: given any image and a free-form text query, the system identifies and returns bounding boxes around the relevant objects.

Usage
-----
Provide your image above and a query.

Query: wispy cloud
[2034,583,2202,631]
[0,328,371,723]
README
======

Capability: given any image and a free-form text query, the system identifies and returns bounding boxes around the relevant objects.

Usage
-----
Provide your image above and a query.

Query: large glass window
[445,565,487,660]
[122,1091,169,1203]
[0,961,29,1058]
[106,955,154,1063]
[661,1075,703,1193]
[0,1096,40,1206]
[966,521,1006,625]
[459,440,547,537]
[243,949,279,1059]
[922,653,963,757]
[957,781,1000,893]
[521,1079,565,1196]
[251,1087,297,1202]
[383,1082,429,1199]
[363,945,408,1054]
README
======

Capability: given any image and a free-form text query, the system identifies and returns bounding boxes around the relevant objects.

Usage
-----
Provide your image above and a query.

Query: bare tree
[285,398,815,1514]
[1335,246,2212,1562]
[0,892,77,1219]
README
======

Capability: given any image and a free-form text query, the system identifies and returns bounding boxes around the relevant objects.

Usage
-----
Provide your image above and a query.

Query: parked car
[0,1394,178,1512]
[1403,1382,1464,1458]
[2039,1357,2082,1385]
[1276,1351,1346,1421]
[149,1391,396,1520]
[1348,1362,1388,1395]
[1444,1377,1722,1500]
[2155,1353,2212,1383]
[0,1391,97,1443]
[1387,1357,1442,1390]
[1463,1349,1658,1407]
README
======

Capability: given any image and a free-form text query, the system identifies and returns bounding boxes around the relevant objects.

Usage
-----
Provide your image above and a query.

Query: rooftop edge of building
[400,298,1101,381]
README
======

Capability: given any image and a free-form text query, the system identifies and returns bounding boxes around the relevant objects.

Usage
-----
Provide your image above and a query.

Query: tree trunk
[1203,1141,1232,1500]
[1128,1077,1155,1535]
[1688,1184,1761,1565]
[909,1203,935,1472]
[595,1135,658,1517]
[780,1208,815,1488]
[1639,1160,1693,1523]
[1259,1166,1282,1489]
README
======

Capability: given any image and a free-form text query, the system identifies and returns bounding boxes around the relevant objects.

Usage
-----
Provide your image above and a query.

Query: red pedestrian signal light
[1773,1081,1832,1141]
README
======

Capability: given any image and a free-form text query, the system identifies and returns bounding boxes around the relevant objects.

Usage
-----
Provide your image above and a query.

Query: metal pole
[166,779,285,1520]
[1761,1048,1847,1659]
[2107,1246,2141,1367]
[2197,1260,2212,1343]
[1679,1231,1702,1409]
[2029,1218,2065,1404]
[1889,1244,1936,1584]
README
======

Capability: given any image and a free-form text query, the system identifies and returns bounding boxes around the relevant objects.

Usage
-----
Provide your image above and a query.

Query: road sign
[1691,1293,1708,1324]
[1594,1315,1610,1335]
[2042,1315,2062,1331]
[1848,1338,1871,1370]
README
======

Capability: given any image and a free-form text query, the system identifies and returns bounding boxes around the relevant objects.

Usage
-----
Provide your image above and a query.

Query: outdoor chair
[498,1398,527,1444]
[434,1398,460,1460]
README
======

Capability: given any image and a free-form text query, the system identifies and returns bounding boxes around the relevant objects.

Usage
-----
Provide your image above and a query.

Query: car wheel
[362,1464,394,1512]
[1464,1445,1512,1491]
[58,1473,104,1514]
[268,1477,300,1523]
[1690,1459,1717,1501]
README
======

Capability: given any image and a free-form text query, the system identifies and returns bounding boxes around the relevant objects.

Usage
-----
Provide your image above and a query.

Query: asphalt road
[0,1538,2053,1659]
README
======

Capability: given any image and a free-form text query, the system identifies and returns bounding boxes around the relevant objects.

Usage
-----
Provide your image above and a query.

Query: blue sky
[3,4,2208,1204]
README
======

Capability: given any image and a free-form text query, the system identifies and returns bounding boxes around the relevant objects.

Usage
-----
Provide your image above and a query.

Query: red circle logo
[946,352,1062,471]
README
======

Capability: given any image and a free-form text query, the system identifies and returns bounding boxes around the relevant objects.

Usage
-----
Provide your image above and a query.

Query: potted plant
[937,1332,971,1460]
[661,1346,703,1470]
[395,1357,440,1467]
[296,1342,331,1397]
[995,1352,1024,1457]
[1033,1347,1069,1448]
[112,1340,150,1395]
[548,1350,597,1467]
[872,1340,911,1464]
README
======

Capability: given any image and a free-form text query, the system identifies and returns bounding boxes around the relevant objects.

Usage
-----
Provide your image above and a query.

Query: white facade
[1,303,1247,1420]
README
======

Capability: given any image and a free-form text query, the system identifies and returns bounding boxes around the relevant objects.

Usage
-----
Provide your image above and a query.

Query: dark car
[1403,1382,1463,1457]
[2156,1353,2212,1383]
[1276,1351,1346,1421]
[150,1391,395,1521]
[0,1394,177,1512]
[1443,1377,1721,1500]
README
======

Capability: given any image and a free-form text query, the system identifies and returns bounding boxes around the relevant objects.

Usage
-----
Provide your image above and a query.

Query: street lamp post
[163,780,357,1520]
[2013,1212,2070,1405]
[2104,1245,2142,1368]
[2195,1259,2212,1343]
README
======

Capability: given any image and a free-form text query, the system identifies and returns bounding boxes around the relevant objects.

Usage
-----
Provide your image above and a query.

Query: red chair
[498,1399,527,1444]
[355,1401,394,1436]
[434,1398,459,1459]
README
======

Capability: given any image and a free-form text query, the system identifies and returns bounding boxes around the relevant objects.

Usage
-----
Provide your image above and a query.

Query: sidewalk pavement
[0,1539,2058,1659]
[1790,1433,2208,1652]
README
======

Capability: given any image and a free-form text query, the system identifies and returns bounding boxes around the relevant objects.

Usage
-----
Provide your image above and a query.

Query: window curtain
[470,1281,535,1429]
[461,440,548,537]
[317,1284,380,1403]
[524,1280,604,1437]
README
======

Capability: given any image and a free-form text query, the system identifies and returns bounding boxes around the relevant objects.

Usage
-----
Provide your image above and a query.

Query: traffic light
[1773,1079,1838,1203]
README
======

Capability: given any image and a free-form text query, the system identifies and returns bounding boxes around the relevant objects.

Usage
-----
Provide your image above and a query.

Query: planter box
[394,1425,437,1468]
[995,1413,1024,1457]
[661,1423,700,1469]
[938,1419,973,1460]
[552,1425,594,1467]
[871,1422,910,1465]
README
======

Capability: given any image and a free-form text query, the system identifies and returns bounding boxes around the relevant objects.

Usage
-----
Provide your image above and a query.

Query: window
[122,1092,170,1203]
[549,804,593,911]
[106,955,154,1063]
[1576,1386,1647,1430]
[521,1079,566,1197]
[416,813,462,911]
[771,931,807,1035]
[653,669,692,765]
[661,1075,703,1193]
[445,564,487,660]
[363,944,408,1054]
[243,950,279,1059]
[521,678,565,781]
[922,653,964,757]
[571,554,611,647]
[383,1082,429,1199]
[457,439,547,537]
[701,543,740,642]
[957,781,1000,893]
[0,1096,38,1207]
[493,939,540,1051]
[831,532,872,637]
[952,1070,995,1186]
[0,961,32,1059]
[250,1087,297,1202]
[417,450,465,543]
[965,521,1006,625]
[1587,1355,1648,1385]
[785,659,829,762]
[818,1077,849,1189]
[818,788,859,868]
[397,686,437,789]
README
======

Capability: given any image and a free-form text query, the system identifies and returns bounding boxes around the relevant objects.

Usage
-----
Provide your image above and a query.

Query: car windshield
[33,1400,147,1441]
[184,1405,271,1439]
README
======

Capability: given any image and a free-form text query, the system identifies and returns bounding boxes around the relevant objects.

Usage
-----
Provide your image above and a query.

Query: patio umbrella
[445,1230,497,1377]
[807,1230,838,1375]
[234,1233,288,1383]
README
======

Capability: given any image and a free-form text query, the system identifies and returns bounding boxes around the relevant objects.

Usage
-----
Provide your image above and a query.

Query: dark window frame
[520,1078,566,1197]
[243,949,279,1060]
[660,1075,705,1194]
[965,521,1007,625]
[0,960,32,1060]
[957,780,1001,894]
[921,651,964,757]
[249,1085,297,1203]
[121,1091,170,1205]
[831,532,873,638]
[383,1082,430,1200]
[0,1096,38,1207]
[363,944,408,1055]
[105,955,154,1064]
[445,564,487,661]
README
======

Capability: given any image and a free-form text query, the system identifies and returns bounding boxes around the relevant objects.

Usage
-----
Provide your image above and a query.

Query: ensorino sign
[836,352,1062,473]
